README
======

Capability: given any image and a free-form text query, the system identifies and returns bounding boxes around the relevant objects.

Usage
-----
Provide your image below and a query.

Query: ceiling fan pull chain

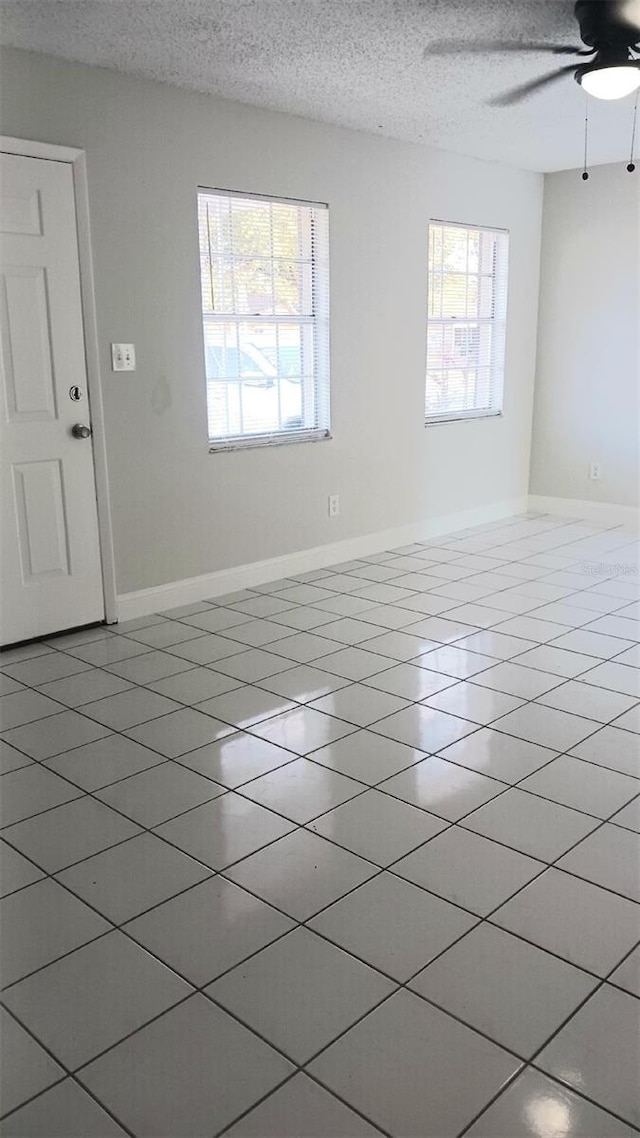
[582,100,590,180]
[627,92,638,171]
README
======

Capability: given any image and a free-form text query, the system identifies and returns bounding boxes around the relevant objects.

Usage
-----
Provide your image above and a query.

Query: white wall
[530,163,640,509]
[0,48,543,595]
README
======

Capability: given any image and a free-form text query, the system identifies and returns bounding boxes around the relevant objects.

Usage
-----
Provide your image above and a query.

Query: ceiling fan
[424,0,640,105]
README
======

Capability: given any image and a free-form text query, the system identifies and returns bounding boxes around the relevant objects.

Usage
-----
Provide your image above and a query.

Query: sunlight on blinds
[426,222,509,423]
[198,189,330,448]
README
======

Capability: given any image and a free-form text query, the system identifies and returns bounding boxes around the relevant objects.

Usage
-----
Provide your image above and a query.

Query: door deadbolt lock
[69,385,83,402]
[71,423,92,439]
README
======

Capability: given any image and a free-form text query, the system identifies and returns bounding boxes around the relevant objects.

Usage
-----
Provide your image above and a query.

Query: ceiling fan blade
[488,64,577,106]
[423,40,589,57]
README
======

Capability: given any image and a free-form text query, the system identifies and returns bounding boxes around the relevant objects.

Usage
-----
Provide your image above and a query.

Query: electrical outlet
[111,343,136,372]
[589,462,602,481]
[328,494,340,517]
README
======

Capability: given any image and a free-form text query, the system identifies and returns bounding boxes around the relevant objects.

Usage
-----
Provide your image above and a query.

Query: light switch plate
[111,343,136,371]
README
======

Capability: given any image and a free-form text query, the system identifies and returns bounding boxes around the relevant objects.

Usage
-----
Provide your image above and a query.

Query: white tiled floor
[1,513,639,1137]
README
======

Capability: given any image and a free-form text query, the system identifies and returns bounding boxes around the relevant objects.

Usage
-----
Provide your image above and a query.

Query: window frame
[197,186,331,453]
[425,219,510,427]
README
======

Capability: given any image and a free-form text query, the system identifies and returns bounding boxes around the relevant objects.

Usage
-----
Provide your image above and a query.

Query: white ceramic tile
[0,740,32,774]
[537,986,640,1128]
[38,668,133,708]
[472,661,562,699]
[454,630,537,659]
[581,661,640,698]
[3,930,190,1068]
[225,828,376,920]
[550,629,635,659]
[316,617,389,645]
[257,664,350,703]
[0,689,64,730]
[240,757,363,822]
[308,989,519,1138]
[79,996,293,1137]
[80,687,182,729]
[570,725,640,778]
[357,603,428,629]
[424,681,523,725]
[0,642,53,664]
[439,728,557,783]
[124,621,207,648]
[520,755,640,819]
[411,922,596,1057]
[179,731,295,788]
[585,614,640,641]
[146,666,243,703]
[442,603,506,628]
[463,787,599,861]
[44,734,164,791]
[213,648,297,682]
[1,1078,128,1136]
[512,644,596,677]
[156,791,294,869]
[381,755,504,821]
[125,707,235,757]
[309,872,476,981]
[124,876,295,986]
[181,607,253,631]
[395,825,543,915]
[96,762,225,827]
[208,927,394,1062]
[613,704,640,733]
[2,795,140,872]
[372,704,477,751]
[315,646,397,681]
[311,729,424,785]
[494,703,598,751]
[0,879,110,987]
[399,616,479,644]
[0,840,45,897]
[57,832,212,924]
[0,764,83,827]
[309,683,409,726]
[557,823,640,901]
[3,653,92,688]
[224,1072,381,1137]
[418,645,497,679]
[310,788,447,865]
[65,637,151,666]
[493,867,640,976]
[466,1067,637,1137]
[609,945,640,998]
[105,650,195,684]
[197,685,295,727]
[228,595,298,618]
[2,710,110,760]
[0,1005,63,1117]
[364,662,457,700]
[246,705,356,753]
[611,795,640,833]
[0,673,25,696]
[219,619,299,648]
[537,680,637,724]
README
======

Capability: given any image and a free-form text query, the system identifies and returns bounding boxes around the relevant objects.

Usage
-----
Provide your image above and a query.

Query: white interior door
[0,151,104,645]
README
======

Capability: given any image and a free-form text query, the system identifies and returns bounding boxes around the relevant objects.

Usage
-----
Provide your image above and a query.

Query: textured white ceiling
[1,0,639,171]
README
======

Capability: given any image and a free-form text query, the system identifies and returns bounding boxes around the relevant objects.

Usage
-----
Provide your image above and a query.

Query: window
[426,221,509,423]
[197,189,330,449]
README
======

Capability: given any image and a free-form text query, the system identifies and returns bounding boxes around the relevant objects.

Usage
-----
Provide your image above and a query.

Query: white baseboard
[116,496,528,621]
[529,495,639,530]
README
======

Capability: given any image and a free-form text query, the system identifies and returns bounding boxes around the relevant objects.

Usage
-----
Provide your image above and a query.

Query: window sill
[209,428,332,453]
[425,410,503,426]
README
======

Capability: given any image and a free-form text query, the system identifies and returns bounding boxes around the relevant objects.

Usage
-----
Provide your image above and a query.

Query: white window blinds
[426,221,509,423]
[198,189,331,448]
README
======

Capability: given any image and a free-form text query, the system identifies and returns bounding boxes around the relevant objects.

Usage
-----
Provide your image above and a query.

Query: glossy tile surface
[3,513,639,1136]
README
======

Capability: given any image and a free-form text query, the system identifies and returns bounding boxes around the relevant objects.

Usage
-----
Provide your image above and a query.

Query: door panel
[0,152,104,645]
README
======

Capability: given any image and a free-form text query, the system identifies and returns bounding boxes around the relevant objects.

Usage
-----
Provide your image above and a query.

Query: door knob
[71,423,92,439]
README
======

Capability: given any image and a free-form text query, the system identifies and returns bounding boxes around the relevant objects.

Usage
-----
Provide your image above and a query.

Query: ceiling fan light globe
[580,65,640,99]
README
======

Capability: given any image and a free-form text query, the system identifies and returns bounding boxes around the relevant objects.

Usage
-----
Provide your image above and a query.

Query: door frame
[1,135,118,625]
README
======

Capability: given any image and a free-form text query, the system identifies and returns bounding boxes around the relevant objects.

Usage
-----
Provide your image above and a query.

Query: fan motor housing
[575,0,639,49]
